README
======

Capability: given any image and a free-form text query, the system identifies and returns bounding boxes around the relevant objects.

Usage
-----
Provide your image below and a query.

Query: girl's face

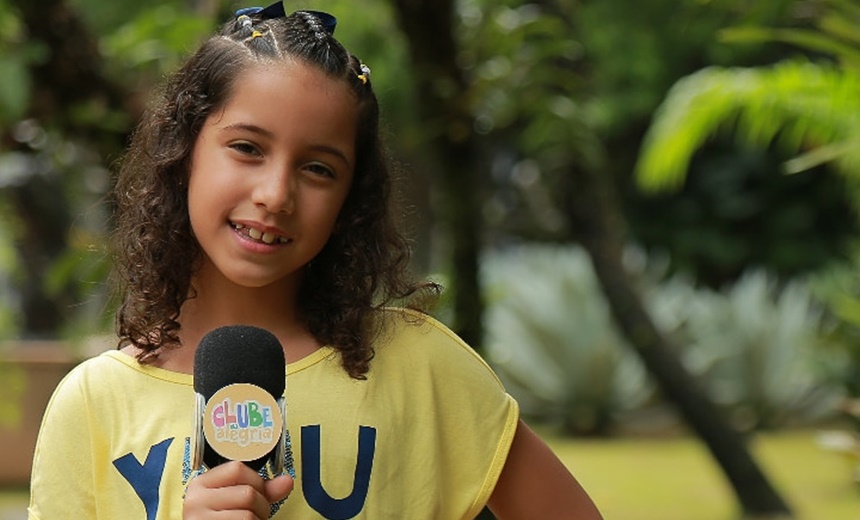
[188,59,357,291]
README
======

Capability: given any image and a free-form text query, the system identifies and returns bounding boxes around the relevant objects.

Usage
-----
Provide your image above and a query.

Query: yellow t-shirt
[28,309,519,519]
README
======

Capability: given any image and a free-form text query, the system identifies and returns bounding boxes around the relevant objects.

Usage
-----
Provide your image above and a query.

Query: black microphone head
[194,325,286,399]
[192,325,286,471]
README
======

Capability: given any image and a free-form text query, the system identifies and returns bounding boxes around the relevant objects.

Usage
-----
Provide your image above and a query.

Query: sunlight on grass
[545,428,859,520]
[755,432,859,520]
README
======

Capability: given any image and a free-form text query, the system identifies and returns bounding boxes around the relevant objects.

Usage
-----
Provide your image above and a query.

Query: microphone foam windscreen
[193,325,286,399]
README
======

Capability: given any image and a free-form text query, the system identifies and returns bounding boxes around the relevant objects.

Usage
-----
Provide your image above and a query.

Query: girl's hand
[183,461,294,519]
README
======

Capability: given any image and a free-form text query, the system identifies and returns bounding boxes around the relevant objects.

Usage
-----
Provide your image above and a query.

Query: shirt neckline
[102,346,337,386]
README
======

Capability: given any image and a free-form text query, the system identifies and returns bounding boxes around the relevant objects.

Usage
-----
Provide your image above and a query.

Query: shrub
[482,243,843,435]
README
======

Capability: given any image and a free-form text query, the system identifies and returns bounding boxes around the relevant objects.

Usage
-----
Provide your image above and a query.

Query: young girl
[28,3,603,519]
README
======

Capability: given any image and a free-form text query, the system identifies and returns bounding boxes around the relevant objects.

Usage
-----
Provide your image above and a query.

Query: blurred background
[1,0,859,518]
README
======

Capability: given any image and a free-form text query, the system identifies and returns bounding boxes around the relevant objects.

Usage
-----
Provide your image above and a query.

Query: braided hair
[112,10,435,379]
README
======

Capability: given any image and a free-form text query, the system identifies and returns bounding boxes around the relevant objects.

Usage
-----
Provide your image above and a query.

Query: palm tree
[636,1,860,191]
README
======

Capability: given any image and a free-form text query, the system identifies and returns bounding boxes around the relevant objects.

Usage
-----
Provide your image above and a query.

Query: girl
[28,3,603,519]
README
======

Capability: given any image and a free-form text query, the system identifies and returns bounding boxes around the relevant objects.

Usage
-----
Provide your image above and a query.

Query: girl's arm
[488,419,604,520]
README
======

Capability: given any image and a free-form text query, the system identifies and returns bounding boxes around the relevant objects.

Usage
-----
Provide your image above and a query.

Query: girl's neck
[141,268,322,374]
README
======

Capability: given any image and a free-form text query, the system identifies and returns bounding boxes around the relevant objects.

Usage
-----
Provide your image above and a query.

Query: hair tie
[357,63,371,85]
[251,30,263,40]
[237,14,253,30]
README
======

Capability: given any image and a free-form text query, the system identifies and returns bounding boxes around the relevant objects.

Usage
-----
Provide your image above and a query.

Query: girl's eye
[228,142,262,157]
[305,162,335,179]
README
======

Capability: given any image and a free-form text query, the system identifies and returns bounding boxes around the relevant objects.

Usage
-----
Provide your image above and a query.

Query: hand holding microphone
[183,461,293,519]
[184,325,293,519]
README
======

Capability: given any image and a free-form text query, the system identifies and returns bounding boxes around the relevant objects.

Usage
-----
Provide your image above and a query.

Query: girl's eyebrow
[220,122,274,139]
[220,122,353,169]
[310,144,353,169]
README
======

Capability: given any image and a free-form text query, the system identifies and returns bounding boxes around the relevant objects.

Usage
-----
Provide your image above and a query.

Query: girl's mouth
[230,222,291,245]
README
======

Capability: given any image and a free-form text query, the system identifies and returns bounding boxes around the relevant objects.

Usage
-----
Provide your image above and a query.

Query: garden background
[0,0,859,518]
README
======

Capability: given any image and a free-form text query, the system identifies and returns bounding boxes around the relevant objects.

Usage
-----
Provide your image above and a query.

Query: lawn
[0,486,26,520]
[2,429,857,519]
[547,428,859,520]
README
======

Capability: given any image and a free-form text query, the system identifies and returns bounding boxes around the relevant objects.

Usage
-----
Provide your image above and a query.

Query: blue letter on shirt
[113,437,174,520]
[302,425,376,520]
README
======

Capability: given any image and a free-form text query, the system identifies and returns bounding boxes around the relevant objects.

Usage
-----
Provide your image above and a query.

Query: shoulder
[371,308,520,516]
[32,352,133,456]
[376,307,473,352]
[57,349,182,382]
[377,308,498,368]
[46,351,127,400]
[372,307,510,395]
[376,307,461,347]
[46,350,191,409]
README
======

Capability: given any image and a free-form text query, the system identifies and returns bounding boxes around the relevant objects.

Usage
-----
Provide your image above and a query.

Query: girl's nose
[252,168,296,214]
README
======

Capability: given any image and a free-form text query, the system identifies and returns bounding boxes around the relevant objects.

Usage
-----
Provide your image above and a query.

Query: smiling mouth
[231,222,291,245]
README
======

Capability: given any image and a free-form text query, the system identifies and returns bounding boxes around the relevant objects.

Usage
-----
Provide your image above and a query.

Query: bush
[482,244,654,435]
[656,270,844,431]
[482,243,843,435]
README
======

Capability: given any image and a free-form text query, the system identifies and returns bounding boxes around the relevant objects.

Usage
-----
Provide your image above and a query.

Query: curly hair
[111,10,437,379]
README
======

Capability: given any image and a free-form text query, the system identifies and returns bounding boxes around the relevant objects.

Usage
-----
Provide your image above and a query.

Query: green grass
[545,428,860,520]
[0,487,27,520]
[3,430,857,519]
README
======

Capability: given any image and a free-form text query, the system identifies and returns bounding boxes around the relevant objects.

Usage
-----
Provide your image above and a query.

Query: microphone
[192,325,287,473]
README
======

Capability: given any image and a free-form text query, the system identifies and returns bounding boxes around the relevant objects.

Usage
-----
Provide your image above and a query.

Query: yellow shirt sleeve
[281,308,519,519]
[29,363,98,519]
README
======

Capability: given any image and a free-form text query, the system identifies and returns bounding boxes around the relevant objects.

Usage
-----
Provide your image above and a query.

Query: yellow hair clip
[251,30,263,39]
[357,63,371,85]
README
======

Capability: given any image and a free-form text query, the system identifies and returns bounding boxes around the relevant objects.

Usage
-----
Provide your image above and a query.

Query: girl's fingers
[263,473,294,503]
[184,461,278,519]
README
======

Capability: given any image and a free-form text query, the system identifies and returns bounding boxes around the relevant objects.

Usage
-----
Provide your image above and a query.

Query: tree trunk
[389,0,483,348]
[7,0,130,337]
[390,1,491,517]
[6,173,70,337]
[563,162,794,518]
[390,1,792,517]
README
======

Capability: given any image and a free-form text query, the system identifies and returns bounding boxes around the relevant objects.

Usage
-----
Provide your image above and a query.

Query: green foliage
[579,0,797,135]
[658,270,843,430]
[636,61,860,192]
[719,0,860,68]
[462,2,588,143]
[631,142,857,288]
[636,0,860,191]
[0,2,45,130]
[629,1,860,409]
[0,198,21,339]
[482,244,654,435]
[0,362,24,427]
[810,251,860,400]
[0,118,115,339]
[454,1,602,240]
[625,0,860,291]
[482,244,842,434]
[0,0,412,340]
[100,5,213,83]
[43,235,113,339]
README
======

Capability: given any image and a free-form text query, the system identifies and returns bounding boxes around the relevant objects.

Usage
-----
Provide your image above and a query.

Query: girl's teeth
[234,223,284,245]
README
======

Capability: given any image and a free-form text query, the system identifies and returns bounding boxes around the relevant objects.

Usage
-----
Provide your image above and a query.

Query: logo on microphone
[203,383,283,462]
